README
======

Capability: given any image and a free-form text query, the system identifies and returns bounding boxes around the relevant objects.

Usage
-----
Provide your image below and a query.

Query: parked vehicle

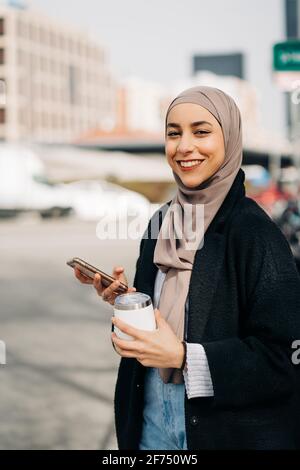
[58,179,151,222]
[0,144,151,222]
[0,144,72,218]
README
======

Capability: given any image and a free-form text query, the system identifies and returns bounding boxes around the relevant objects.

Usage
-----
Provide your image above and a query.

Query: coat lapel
[135,236,158,301]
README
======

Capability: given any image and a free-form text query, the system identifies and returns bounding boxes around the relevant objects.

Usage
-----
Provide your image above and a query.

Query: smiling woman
[82,85,300,451]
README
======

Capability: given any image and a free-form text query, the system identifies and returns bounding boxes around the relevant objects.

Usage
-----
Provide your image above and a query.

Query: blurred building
[116,77,166,134]
[161,72,261,136]
[0,2,116,143]
[193,52,245,79]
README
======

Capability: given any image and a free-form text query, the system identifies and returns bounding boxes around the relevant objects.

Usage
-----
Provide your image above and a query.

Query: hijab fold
[153,86,243,384]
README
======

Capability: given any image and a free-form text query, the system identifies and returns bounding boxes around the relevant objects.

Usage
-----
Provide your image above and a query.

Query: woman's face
[165,103,225,188]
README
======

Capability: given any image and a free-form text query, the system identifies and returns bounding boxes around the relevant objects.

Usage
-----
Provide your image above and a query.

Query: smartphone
[67,257,128,294]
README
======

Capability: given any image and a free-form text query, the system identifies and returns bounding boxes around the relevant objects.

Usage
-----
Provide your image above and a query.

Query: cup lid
[114,292,152,310]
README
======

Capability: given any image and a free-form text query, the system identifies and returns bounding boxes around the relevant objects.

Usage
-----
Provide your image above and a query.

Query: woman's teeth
[178,160,203,168]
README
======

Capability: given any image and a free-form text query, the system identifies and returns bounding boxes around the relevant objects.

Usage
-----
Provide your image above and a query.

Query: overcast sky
[29,0,286,132]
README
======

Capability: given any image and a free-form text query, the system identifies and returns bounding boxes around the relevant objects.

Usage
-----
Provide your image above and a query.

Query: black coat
[114,169,300,450]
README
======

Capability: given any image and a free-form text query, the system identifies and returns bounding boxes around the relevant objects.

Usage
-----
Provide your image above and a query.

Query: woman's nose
[176,135,195,154]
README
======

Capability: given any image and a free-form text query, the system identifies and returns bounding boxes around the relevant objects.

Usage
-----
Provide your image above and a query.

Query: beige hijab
[153,86,243,384]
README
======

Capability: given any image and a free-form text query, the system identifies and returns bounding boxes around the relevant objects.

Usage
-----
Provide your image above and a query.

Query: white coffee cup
[113,292,156,341]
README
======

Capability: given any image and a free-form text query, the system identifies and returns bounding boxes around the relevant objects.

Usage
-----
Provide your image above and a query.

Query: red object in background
[252,183,290,215]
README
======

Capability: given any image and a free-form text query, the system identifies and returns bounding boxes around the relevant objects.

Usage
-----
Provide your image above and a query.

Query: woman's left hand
[111,309,185,369]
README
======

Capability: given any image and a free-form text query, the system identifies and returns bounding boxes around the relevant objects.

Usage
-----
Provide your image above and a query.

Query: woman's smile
[176,159,206,171]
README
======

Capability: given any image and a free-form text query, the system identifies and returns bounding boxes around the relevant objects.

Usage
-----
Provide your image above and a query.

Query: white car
[0,145,72,218]
[59,179,151,222]
[0,143,153,223]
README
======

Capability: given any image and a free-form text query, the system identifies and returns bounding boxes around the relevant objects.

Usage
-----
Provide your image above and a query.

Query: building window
[29,24,37,42]
[33,112,40,129]
[51,114,59,129]
[30,53,37,70]
[50,31,57,49]
[0,108,6,124]
[41,112,49,128]
[0,18,5,36]
[18,49,23,66]
[19,108,26,126]
[51,87,57,102]
[40,56,47,72]
[18,49,28,67]
[40,29,49,46]
[68,65,80,105]
[59,35,65,50]
[17,20,26,38]
[18,77,27,95]
[0,48,4,65]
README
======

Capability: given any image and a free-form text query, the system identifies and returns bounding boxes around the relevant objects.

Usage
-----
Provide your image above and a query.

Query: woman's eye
[195,130,209,135]
[167,132,179,137]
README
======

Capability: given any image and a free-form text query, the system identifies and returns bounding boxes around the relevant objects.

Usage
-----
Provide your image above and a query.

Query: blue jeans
[139,367,188,450]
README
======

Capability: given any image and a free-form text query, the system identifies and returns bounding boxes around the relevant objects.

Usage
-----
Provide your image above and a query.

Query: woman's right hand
[74,266,136,305]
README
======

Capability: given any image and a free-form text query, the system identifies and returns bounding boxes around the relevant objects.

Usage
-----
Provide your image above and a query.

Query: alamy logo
[291,340,300,365]
[96,201,205,251]
[0,340,6,365]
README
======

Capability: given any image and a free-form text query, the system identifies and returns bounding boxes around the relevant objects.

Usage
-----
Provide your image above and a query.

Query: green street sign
[273,41,300,71]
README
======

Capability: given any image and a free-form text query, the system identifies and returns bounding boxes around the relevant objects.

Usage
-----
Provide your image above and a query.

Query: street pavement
[0,214,140,449]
